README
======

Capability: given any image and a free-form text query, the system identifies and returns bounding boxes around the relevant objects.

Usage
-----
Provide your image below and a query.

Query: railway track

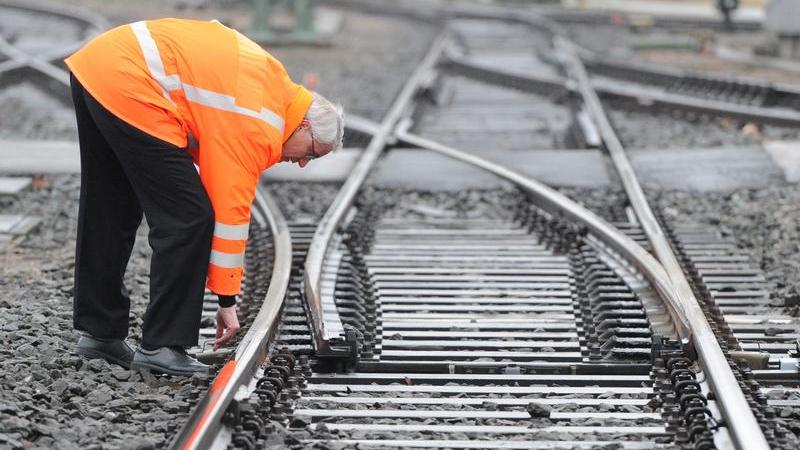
[169,5,800,450]
[0,0,107,99]
[330,0,800,127]
[3,1,799,449]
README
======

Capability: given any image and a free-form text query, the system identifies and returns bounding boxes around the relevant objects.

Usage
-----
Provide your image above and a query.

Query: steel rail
[0,0,107,88]
[443,55,800,127]
[302,32,450,358]
[591,76,800,126]
[0,34,71,86]
[0,42,84,75]
[440,56,568,96]
[345,111,691,347]
[169,188,293,450]
[328,0,762,31]
[541,8,761,31]
[387,122,691,346]
[556,37,770,450]
[578,49,800,101]
[516,14,800,124]
[506,13,800,125]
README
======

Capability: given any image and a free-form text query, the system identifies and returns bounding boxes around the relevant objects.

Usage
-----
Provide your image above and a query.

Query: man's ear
[299,118,311,129]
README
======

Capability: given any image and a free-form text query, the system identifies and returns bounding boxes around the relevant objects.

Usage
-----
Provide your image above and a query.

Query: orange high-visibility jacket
[66,19,312,295]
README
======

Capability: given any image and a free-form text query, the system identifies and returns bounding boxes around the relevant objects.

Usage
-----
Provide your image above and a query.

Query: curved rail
[302,32,450,359]
[556,37,770,450]
[0,0,108,88]
[170,188,293,450]
[0,34,72,86]
[340,112,692,346]
[392,123,692,346]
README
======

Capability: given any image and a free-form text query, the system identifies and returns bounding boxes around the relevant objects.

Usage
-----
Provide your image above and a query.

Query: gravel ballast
[654,187,800,310]
[0,82,78,141]
[608,105,800,150]
[268,11,436,121]
[0,175,201,450]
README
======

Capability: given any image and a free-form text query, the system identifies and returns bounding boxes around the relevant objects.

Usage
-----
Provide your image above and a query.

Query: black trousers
[71,74,214,349]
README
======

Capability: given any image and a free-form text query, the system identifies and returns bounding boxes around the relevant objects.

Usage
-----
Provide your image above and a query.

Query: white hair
[306,92,344,153]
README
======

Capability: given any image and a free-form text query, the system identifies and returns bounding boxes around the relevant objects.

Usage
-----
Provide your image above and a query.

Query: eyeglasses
[305,127,319,161]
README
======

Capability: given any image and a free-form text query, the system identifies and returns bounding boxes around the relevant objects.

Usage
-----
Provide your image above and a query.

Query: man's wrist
[217,294,236,308]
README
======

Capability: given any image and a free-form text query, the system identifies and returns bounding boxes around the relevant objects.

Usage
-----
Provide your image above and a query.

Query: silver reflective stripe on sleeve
[214,222,249,240]
[209,250,244,268]
[130,21,180,101]
[182,83,284,132]
[128,21,284,134]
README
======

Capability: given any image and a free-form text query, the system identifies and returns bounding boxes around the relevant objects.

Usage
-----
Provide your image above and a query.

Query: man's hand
[214,305,240,350]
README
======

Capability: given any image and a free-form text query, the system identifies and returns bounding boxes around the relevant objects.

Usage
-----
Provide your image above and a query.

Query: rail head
[556,37,771,450]
[169,187,293,450]
[302,32,451,361]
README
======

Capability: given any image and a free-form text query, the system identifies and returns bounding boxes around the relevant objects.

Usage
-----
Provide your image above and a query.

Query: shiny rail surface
[170,188,293,450]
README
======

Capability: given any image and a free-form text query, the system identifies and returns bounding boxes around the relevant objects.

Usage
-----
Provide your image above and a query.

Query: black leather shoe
[75,334,134,369]
[131,347,209,376]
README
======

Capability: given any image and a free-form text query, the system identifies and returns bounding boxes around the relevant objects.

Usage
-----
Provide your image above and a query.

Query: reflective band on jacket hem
[209,250,244,268]
[129,21,284,133]
[214,222,249,240]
